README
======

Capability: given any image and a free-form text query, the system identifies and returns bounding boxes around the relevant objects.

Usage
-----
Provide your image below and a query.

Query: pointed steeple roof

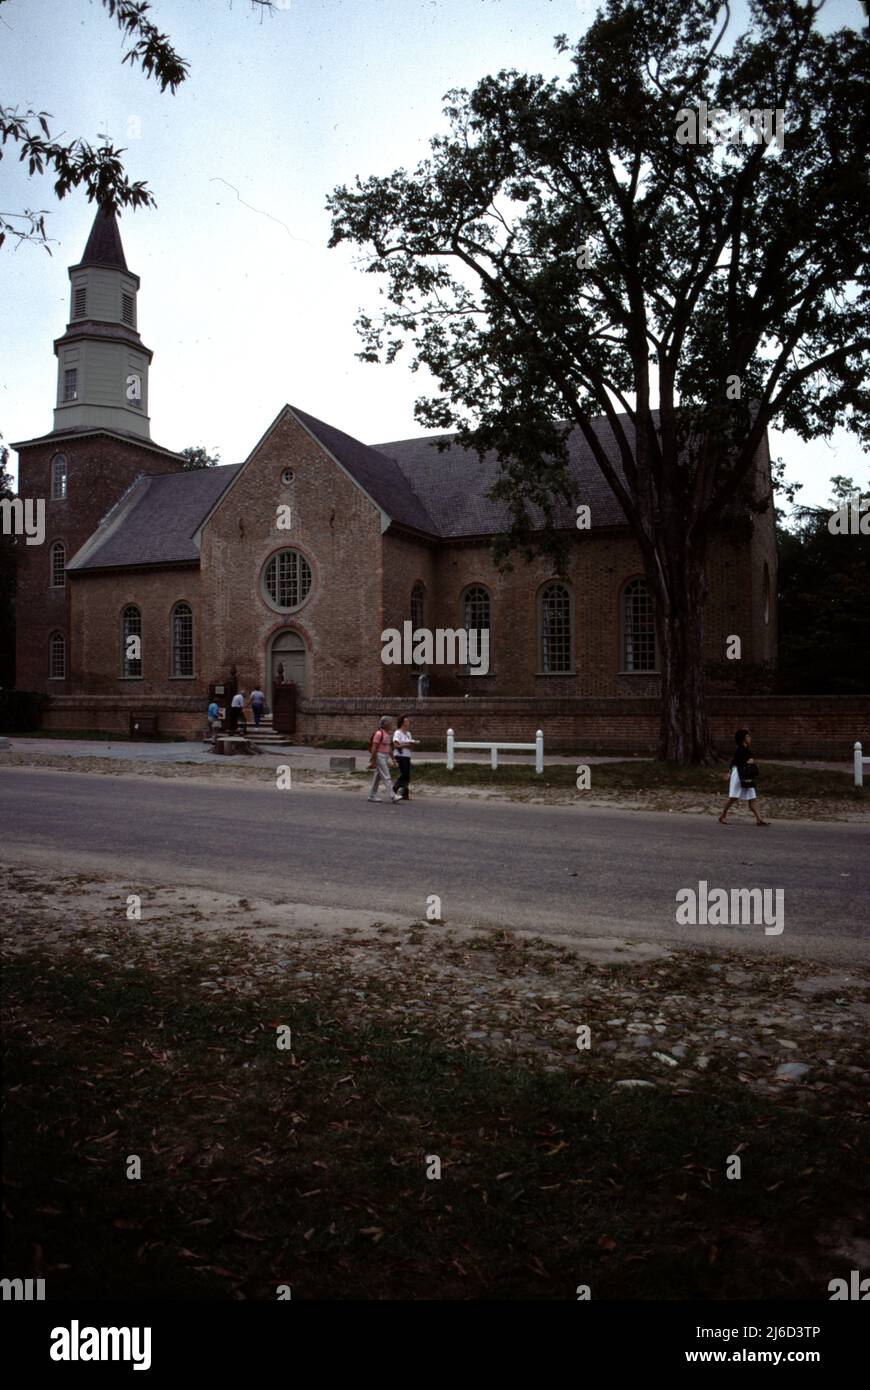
[79,204,128,271]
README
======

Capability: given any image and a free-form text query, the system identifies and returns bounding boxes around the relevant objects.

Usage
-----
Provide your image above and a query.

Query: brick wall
[415,531,750,698]
[381,531,436,698]
[41,694,202,738]
[69,565,201,696]
[295,694,870,759]
[36,689,868,757]
[199,410,388,702]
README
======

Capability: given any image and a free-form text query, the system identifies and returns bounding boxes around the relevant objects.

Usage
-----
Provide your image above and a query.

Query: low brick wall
[40,695,203,740]
[34,692,870,759]
[296,695,870,760]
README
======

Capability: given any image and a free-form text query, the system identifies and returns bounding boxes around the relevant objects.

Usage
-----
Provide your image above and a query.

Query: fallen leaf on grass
[359,1227,384,1243]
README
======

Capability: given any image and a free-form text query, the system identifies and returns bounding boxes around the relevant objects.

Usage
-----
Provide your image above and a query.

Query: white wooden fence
[854,741,870,787]
[446,727,544,775]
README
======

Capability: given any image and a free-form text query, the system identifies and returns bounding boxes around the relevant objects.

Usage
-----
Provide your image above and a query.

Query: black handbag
[740,761,759,788]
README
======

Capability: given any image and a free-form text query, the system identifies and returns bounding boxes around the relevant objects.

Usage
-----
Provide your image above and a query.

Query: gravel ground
[3,863,868,1111]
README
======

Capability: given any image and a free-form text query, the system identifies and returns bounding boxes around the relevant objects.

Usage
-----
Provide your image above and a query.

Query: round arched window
[281,467,295,485]
[262,549,312,612]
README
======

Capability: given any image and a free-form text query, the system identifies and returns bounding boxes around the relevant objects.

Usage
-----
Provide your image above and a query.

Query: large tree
[179,446,221,471]
[0,0,281,250]
[777,475,870,694]
[328,0,869,762]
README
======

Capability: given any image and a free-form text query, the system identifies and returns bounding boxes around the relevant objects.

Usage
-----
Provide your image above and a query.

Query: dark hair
[397,714,409,729]
[735,728,750,745]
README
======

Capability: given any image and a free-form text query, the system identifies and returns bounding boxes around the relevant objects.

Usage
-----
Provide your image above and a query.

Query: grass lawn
[361,759,865,803]
[2,934,865,1301]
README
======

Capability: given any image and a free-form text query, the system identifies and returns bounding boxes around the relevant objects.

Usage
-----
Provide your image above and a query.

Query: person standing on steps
[392,714,418,801]
[368,716,399,802]
[229,689,246,735]
[250,685,266,728]
[719,728,770,826]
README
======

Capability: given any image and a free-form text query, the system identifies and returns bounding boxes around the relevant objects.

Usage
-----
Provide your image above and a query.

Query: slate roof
[66,409,646,573]
[376,414,641,537]
[69,464,242,571]
[293,404,637,539]
[77,205,128,271]
[292,406,437,535]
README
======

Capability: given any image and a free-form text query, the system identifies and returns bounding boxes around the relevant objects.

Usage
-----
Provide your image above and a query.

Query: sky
[1,0,866,504]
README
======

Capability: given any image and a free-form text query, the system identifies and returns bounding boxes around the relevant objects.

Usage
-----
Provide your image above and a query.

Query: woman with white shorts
[719,728,769,826]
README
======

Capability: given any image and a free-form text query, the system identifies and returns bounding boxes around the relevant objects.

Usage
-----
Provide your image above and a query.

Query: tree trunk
[654,543,718,764]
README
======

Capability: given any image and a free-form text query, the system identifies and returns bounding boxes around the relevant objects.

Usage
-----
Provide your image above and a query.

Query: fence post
[491,745,498,771]
[856,741,864,788]
[535,729,544,775]
[446,728,454,771]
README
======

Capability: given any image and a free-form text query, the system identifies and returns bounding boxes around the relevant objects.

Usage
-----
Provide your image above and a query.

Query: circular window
[281,467,295,485]
[262,549,312,612]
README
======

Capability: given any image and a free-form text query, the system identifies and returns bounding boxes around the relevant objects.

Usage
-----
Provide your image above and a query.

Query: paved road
[1,767,868,963]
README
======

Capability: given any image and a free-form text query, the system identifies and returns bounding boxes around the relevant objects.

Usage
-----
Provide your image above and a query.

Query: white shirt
[393,730,414,756]
[231,693,244,708]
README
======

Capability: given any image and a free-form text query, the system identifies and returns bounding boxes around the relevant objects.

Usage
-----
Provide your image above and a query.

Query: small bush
[0,689,49,733]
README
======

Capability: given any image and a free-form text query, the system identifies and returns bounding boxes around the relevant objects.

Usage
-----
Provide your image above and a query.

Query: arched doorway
[268,628,307,704]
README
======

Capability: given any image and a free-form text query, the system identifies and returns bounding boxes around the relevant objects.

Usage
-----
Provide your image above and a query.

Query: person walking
[719,728,770,826]
[250,685,266,728]
[368,716,399,802]
[392,714,418,801]
[229,689,245,735]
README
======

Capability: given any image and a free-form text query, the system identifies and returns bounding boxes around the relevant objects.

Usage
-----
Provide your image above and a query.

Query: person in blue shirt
[207,699,222,741]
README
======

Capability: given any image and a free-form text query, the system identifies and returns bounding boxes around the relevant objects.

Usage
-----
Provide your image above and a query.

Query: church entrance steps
[245,722,291,747]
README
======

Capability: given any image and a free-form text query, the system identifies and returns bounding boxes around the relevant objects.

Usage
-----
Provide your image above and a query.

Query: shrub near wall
[0,690,49,732]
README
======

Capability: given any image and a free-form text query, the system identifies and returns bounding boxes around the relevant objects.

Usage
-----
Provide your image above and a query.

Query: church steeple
[53,204,153,438]
[79,203,129,271]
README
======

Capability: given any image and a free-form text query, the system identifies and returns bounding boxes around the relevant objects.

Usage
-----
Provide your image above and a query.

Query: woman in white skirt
[719,728,769,825]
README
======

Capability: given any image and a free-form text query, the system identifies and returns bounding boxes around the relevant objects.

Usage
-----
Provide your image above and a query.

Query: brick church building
[13,205,778,748]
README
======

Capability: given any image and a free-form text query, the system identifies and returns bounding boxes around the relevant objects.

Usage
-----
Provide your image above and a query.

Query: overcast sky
[2,0,866,505]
